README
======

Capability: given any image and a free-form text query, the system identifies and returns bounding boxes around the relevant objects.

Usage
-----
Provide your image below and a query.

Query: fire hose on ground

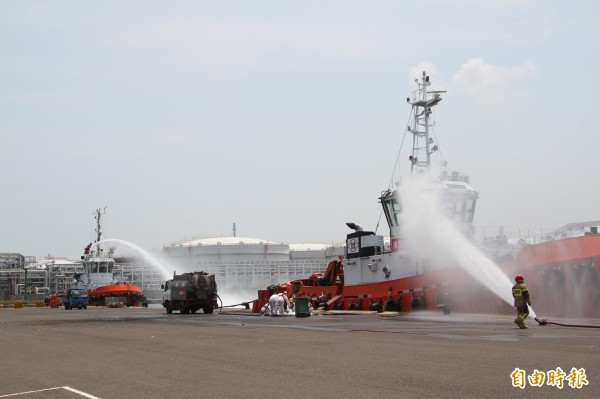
[535,317,600,329]
[218,297,261,316]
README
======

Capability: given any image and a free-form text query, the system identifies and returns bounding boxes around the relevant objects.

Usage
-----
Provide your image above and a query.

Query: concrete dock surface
[0,306,598,399]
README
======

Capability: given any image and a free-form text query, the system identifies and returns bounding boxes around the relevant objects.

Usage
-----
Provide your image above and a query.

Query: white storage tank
[163,236,290,263]
[289,243,329,260]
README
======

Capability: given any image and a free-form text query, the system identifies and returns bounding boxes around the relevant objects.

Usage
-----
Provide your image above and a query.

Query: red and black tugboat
[254,71,600,319]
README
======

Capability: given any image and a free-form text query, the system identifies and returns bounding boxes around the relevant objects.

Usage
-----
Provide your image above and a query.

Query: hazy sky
[2,0,599,259]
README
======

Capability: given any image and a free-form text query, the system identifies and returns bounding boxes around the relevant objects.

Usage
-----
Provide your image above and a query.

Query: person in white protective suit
[269,292,291,316]
[268,294,278,316]
[279,292,292,314]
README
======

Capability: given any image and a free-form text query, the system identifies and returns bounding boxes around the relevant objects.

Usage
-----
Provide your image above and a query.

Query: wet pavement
[0,306,598,398]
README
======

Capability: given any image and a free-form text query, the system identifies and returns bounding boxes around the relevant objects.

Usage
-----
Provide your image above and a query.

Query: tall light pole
[24,268,28,300]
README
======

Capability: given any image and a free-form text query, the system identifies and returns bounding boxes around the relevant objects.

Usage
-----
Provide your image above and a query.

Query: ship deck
[0,306,598,398]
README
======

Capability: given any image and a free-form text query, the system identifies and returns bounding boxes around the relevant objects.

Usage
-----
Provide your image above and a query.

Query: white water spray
[398,173,536,318]
[94,238,172,280]
[94,239,253,307]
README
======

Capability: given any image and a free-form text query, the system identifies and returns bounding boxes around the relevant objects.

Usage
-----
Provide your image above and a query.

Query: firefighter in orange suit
[512,274,531,329]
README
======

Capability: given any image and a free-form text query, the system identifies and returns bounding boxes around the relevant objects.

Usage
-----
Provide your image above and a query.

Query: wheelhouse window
[443,190,478,224]
[381,194,401,227]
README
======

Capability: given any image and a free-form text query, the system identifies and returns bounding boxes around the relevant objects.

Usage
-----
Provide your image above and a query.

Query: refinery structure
[0,254,79,300]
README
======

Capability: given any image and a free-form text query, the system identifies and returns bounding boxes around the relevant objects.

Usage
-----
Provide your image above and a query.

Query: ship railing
[473,225,582,246]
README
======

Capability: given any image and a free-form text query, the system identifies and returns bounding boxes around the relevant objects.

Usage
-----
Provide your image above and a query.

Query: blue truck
[63,288,89,310]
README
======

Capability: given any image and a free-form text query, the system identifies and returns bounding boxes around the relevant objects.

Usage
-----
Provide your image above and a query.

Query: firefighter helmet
[515,274,524,283]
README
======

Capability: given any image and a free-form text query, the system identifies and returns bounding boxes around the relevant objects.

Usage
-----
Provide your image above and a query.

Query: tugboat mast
[408,71,445,174]
[94,207,106,253]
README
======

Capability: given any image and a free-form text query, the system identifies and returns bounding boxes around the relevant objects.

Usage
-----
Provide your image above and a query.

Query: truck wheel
[166,306,173,314]
[203,306,213,314]
[191,308,197,314]
[84,306,87,310]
